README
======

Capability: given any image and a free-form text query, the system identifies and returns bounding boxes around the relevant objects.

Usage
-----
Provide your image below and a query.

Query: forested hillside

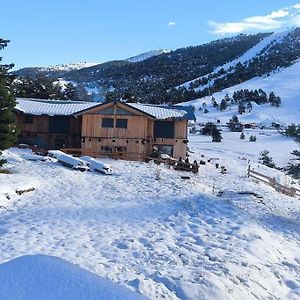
[14,29,300,104]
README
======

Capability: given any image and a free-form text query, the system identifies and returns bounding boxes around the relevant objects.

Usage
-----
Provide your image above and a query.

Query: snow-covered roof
[127,103,190,120]
[15,98,98,116]
[15,98,196,120]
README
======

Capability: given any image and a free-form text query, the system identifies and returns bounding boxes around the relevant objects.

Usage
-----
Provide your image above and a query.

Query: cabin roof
[75,101,196,121]
[15,98,196,121]
[15,98,98,116]
[127,103,189,120]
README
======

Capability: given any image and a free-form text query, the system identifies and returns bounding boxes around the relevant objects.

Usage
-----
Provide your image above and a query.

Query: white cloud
[168,21,176,27]
[209,5,299,35]
[294,3,300,9]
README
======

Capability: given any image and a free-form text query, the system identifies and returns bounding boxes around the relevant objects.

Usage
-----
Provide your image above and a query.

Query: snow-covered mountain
[37,62,100,72]
[177,28,295,91]
[126,49,170,63]
[13,28,300,114]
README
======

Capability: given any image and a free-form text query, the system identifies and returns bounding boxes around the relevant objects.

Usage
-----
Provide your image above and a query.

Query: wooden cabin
[75,101,195,160]
[14,98,97,149]
[14,98,196,161]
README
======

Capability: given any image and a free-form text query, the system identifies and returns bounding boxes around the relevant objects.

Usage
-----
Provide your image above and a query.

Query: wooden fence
[247,165,300,197]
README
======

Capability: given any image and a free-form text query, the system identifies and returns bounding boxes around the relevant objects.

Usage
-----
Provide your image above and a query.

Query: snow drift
[0,255,147,300]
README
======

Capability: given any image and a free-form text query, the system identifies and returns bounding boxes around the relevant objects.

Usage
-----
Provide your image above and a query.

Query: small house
[74,101,196,160]
[15,98,97,149]
[14,98,195,160]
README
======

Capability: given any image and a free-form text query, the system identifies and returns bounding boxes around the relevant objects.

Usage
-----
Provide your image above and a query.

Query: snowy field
[0,132,300,300]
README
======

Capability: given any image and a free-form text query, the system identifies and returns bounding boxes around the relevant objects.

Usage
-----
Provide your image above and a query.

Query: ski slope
[182,59,300,126]
[178,28,293,90]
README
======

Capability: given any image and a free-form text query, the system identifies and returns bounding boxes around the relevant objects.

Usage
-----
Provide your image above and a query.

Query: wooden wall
[16,112,82,149]
[80,103,188,160]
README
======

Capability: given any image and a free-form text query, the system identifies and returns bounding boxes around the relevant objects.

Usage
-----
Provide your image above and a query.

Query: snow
[80,156,112,175]
[182,59,300,126]
[15,98,98,116]
[128,103,190,120]
[0,131,299,299]
[215,29,292,74]
[48,150,89,171]
[177,29,293,90]
[37,62,100,72]
[126,50,170,63]
[0,254,146,300]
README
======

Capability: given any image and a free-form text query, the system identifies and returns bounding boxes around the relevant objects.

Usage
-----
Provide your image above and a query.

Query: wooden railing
[247,165,300,197]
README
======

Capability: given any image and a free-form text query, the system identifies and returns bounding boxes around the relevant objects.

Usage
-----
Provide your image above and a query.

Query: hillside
[14,33,270,103]
[182,58,300,126]
[13,28,300,110]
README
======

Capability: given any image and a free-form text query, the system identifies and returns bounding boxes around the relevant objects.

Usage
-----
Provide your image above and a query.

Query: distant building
[14,98,196,160]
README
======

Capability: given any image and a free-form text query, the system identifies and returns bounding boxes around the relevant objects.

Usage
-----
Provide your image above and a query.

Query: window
[24,115,33,124]
[116,119,128,128]
[154,121,174,138]
[102,118,114,128]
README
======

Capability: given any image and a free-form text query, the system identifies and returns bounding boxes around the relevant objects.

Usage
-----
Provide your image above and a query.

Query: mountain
[13,28,300,106]
[126,49,171,63]
[15,62,100,79]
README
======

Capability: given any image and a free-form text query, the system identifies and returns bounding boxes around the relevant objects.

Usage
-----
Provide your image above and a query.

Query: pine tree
[259,150,276,168]
[63,82,77,100]
[286,150,300,179]
[219,99,228,111]
[238,102,246,114]
[211,126,222,142]
[211,97,218,108]
[0,39,17,166]
[269,92,281,107]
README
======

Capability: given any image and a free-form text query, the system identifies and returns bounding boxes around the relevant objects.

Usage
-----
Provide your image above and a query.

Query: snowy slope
[0,255,146,300]
[0,139,299,300]
[126,49,170,63]
[182,59,300,126]
[178,28,293,90]
[37,62,100,72]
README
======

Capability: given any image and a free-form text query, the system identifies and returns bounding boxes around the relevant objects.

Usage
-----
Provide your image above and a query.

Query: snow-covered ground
[0,254,146,300]
[0,132,299,299]
[182,59,300,126]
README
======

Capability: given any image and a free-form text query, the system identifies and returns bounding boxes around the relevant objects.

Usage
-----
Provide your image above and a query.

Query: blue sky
[1,0,300,69]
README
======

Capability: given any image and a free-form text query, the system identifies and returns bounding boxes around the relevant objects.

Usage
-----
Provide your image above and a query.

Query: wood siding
[16,112,82,149]
[80,102,188,160]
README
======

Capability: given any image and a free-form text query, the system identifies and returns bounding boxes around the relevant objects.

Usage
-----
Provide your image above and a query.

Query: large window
[154,121,174,138]
[102,118,114,128]
[116,119,128,128]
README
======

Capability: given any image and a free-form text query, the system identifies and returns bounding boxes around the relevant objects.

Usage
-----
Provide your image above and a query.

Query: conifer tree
[211,126,222,142]
[286,150,300,179]
[259,150,276,168]
[0,39,17,166]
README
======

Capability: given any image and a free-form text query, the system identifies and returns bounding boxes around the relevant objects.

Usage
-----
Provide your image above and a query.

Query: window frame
[101,118,114,128]
[116,118,128,129]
